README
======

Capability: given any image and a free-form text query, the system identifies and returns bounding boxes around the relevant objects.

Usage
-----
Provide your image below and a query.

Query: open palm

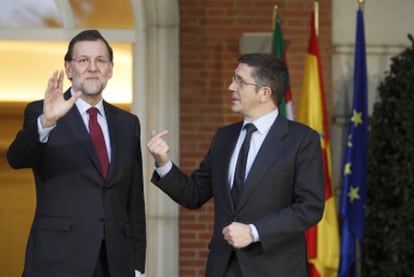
[42,70,81,128]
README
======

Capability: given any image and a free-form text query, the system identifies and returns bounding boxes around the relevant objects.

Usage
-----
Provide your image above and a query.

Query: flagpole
[314,1,319,36]
[356,238,361,277]
[272,5,278,31]
[355,3,364,276]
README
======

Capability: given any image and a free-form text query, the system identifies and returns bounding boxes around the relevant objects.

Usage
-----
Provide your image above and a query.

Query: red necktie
[88,107,109,178]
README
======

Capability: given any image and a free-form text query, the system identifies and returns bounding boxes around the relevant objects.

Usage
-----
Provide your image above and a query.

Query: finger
[69,91,82,104]
[52,70,61,90]
[152,130,168,139]
[51,70,59,79]
[151,129,168,140]
[149,140,169,155]
[51,71,58,88]
[57,70,65,90]
[148,131,160,146]
[46,71,58,95]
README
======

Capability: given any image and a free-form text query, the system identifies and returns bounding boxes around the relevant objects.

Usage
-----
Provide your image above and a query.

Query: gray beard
[77,82,106,97]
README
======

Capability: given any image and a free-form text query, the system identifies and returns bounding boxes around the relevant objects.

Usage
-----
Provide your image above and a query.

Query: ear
[108,63,114,79]
[64,61,72,80]
[260,87,273,102]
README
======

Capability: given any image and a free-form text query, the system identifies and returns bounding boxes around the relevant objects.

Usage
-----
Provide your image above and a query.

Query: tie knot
[244,123,257,134]
[88,107,99,117]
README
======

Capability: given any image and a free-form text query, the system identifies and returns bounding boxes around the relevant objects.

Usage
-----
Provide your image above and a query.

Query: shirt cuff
[249,224,260,242]
[134,270,141,277]
[154,160,173,178]
[37,115,56,143]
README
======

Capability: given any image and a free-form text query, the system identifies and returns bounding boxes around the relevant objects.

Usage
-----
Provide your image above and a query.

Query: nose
[87,59,98,70]
[228,79,237,91]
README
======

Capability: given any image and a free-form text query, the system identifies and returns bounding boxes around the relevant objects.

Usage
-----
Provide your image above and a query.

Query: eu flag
[338,8,368,277]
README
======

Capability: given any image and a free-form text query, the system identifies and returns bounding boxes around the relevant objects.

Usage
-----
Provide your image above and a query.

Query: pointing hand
[147,130,170,166]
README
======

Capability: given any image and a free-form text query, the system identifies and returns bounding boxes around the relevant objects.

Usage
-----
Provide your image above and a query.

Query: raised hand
[147,130,170,167]
[41,70,81,128]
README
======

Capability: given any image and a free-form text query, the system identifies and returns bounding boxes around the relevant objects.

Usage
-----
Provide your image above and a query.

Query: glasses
[70,57,111,70]
[232,74,263,88]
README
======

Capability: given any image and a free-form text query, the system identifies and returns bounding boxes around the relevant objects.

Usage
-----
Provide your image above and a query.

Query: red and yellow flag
[297,7,340,277]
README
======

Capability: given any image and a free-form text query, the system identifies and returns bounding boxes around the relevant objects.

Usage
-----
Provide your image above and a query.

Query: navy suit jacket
[152,115,325,277]
[7,90,146,277]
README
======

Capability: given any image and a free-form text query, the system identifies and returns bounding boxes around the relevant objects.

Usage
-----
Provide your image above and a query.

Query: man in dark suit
[147,53,325,276]
[7,30,146,277]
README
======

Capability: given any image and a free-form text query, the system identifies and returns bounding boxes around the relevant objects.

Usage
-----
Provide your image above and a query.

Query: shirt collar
[71,88,105,116]
[243,109,279,134]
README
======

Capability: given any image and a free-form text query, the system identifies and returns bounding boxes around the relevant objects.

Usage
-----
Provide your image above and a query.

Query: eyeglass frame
[232,73,264,88]
[70,56,112,70]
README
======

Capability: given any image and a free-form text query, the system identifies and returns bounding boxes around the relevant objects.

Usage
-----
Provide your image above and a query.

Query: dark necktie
[88,107,109,178]
[231,123,257,207]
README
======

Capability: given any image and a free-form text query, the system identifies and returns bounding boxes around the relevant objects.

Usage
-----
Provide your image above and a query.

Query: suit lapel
[103,102,119,182]
[236,116,289,210]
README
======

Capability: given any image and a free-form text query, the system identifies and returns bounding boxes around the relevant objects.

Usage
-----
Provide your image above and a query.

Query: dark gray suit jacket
[7,90,146,277]
[152,115,324,277]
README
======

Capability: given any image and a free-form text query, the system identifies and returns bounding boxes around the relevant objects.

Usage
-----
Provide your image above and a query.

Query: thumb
[69,91,82,103]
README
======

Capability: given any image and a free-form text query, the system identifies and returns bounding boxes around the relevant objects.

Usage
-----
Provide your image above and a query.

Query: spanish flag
[297,6,340,277]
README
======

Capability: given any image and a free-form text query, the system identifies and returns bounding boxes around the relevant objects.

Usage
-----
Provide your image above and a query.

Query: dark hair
[238,53,290,107]
[64,29,113,62]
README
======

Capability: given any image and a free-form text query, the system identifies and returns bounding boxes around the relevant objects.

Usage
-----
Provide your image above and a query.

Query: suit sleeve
[129,117,147,272]
[151,133,217,209]
[7,102,44,169]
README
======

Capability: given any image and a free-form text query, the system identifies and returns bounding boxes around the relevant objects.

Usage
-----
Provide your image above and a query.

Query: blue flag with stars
[338,8,368,277]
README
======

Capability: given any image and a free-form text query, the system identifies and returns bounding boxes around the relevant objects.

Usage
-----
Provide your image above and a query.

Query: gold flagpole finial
[272,5,279,31]
[358,0,364,12]
[314,1,319,35]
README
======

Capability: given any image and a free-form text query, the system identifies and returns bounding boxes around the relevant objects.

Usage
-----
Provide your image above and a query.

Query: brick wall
[179,0,332,276]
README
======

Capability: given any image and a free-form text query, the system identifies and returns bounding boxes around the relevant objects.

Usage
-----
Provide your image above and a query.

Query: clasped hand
[222,222,254,249]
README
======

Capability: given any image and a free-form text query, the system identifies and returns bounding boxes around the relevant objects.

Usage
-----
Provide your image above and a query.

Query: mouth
[85,76,99,80]
[232,95,240,103]
[231,99,241,107]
